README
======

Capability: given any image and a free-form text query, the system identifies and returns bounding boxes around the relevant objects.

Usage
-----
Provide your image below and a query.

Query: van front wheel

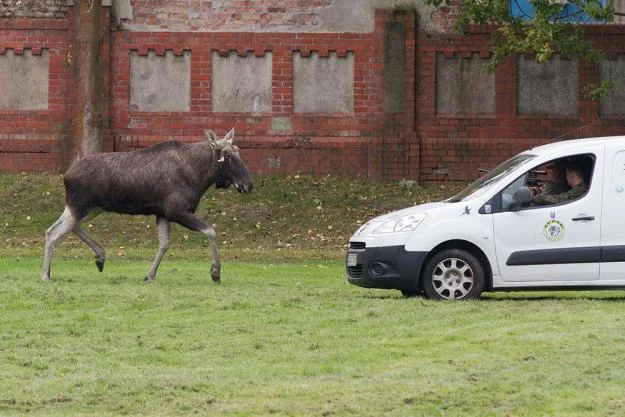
[421,249,484,300]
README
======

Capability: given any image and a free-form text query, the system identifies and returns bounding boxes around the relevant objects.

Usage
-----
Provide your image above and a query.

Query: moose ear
[223,127,235,144]
[204,129,218,142]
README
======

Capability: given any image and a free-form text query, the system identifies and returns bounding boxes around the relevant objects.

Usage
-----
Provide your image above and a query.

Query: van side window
[500,154,595,210]
[501,175,526,211]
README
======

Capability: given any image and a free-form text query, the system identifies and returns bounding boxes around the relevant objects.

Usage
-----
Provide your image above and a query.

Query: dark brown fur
[66,141,223,218]
[42,129,252,282]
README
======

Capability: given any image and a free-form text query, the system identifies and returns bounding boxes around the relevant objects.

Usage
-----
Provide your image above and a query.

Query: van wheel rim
[431,257,474,300]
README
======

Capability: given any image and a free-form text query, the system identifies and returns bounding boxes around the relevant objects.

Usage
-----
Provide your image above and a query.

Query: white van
[346,136,625,300]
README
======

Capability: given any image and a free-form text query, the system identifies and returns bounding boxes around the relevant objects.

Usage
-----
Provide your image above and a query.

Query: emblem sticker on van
[543,219,565,241]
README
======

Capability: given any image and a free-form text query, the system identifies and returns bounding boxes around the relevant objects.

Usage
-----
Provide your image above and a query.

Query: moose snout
[236,181,253,194]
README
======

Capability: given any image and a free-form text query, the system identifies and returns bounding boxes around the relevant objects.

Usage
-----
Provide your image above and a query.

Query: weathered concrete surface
[113,0,438,33]
[615,0,625,23]
[599,55,625,116]
[436,52,495,115]
[518,55,578,117]
[0,49,48,110]
[0,0,68,18]
[384,21,406,114]
[293,51,354,114]
[112,0,133,25]
[130,50,191,112]
[212,51,272,113]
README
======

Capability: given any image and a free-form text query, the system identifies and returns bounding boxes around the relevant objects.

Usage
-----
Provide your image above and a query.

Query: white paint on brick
[293,51,354,114]
[211,51,273,113]
[0,49,48,110]
[129,50,191,112]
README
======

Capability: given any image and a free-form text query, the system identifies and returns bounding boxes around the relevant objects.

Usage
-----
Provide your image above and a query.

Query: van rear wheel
[422,249,484,300]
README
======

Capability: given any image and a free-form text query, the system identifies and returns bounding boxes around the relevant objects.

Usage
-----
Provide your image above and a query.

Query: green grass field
[1,173,452,261]
[3,174,625,416]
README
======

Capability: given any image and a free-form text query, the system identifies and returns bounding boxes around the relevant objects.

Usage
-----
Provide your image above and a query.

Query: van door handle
[572,216,595,221]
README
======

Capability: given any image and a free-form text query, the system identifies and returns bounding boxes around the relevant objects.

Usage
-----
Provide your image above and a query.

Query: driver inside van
[530,160,569,198]
[533,161,588,205]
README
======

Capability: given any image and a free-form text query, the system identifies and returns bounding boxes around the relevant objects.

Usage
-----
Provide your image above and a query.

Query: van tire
[421,249,484,300]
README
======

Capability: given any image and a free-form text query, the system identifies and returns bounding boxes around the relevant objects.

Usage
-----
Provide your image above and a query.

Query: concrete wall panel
[384,21,406,114]
[518,55,578,117]
[0,49,49,110]
[615,0,625,23]
[130,50,191,112]
[211,51,272,113]
[293,51,354,114]
[599,55,625,116]
[435,52,495,115]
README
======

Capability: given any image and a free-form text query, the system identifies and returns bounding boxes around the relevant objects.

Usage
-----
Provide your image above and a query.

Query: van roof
[524,135,625,155]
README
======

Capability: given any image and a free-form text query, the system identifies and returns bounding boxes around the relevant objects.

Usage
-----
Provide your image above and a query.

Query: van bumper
[346,243,428,292]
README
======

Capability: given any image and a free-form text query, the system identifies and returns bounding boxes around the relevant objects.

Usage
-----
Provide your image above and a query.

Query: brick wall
[416,25,625,183]
[125,0,333,31]
[0,0,68,18]
[1,2,625,183]
[0,16,71,171]
[110,9,418,180]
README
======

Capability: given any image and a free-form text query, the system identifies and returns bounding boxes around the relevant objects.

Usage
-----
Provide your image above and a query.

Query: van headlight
[374,214,427,234]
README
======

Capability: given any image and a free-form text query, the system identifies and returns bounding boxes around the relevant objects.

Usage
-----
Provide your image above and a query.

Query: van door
[599,143,625,282]
[493,149,603,283]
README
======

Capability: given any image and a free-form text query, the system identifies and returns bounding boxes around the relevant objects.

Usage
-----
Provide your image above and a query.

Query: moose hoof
[41,275,51,282]
[211,264,220,283]
[143,275,154,283]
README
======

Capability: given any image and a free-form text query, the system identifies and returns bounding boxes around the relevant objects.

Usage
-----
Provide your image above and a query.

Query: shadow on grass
[353,290,625,302]
[481,291,625,302]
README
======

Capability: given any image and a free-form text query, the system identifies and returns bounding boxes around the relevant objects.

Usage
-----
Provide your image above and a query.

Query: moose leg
[205,224,221,283]
[172,212,221,283]
[42,206,79,281]
[72,209,105,272]
[144,217,170,282]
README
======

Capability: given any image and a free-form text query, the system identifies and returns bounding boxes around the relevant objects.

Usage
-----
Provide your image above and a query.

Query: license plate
[346,252,359,267]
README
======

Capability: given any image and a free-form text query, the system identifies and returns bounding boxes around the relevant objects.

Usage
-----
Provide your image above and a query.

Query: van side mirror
[509,186,533,212]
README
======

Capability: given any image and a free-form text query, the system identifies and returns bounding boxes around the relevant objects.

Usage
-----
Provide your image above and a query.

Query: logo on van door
[543,219,565,241]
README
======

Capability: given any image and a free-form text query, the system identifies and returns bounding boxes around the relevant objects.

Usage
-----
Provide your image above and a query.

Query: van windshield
[448,153,536,202]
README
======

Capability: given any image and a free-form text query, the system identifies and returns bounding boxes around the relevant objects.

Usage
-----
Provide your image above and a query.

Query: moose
[42,128,253,282]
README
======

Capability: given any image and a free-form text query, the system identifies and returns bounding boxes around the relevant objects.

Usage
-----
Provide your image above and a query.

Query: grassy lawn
[1,173,454,261]
[2,173,625,416]
[3,259,625,416]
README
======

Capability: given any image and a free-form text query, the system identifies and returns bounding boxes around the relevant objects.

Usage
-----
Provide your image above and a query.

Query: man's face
[566,169,581,187]
[546,166,559,181]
